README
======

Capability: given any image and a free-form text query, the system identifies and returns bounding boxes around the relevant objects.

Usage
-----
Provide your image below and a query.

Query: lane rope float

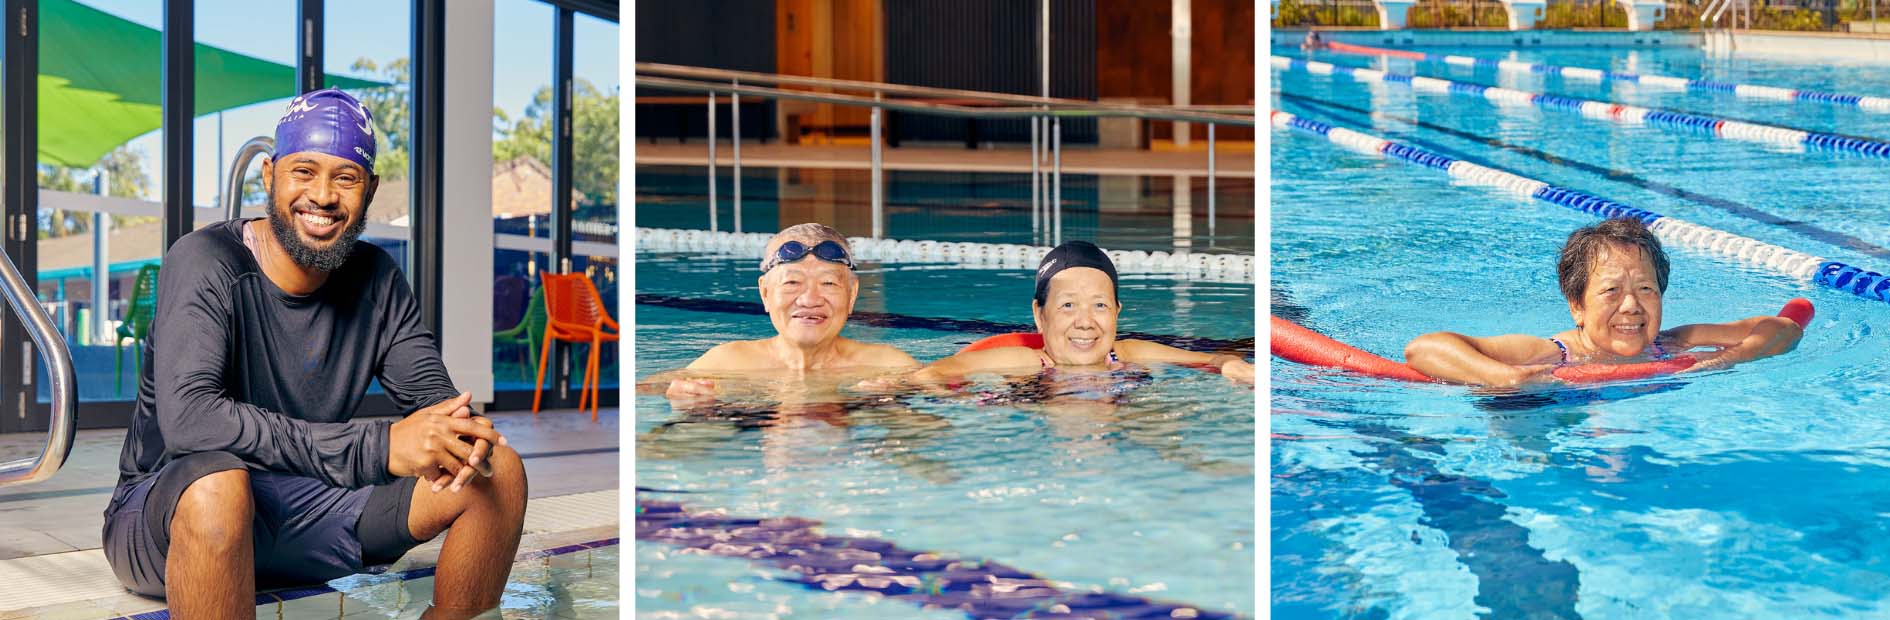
[1272,56,1890,160]
[1315,40,1890,115]
[1271,109,1890,305]
[638,227,1255,283]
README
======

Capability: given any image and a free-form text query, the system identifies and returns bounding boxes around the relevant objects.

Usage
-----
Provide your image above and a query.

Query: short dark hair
[1557,218,1670,303]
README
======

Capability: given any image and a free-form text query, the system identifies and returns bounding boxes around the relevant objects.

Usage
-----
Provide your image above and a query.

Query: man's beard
[265,188,368,273]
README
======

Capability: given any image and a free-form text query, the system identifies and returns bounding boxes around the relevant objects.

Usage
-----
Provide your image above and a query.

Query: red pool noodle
[961,332,1044,353]
[1271,299,1813,384]
[1270,315,1433,382]
[1549,355,1695,382]
[958,332,1241,374]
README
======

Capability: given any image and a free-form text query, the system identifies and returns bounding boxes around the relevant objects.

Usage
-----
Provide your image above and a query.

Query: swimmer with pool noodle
[1403,218,1807,387]
[898,241,1256,384]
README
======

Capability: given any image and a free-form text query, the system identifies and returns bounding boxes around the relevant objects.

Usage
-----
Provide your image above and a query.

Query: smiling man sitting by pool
[663,223,919,402]
[1403,217,1806,386]
[101,90,525,620]
[901,240,1255,383]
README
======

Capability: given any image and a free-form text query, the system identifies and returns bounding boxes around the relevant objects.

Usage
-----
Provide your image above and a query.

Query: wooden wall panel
[1094,0,1254,142]
[1096,0,1170,101]
[1192,0,1255,140]
[776,0,883,135]
[827,0,882,127]
[778,0,815,79]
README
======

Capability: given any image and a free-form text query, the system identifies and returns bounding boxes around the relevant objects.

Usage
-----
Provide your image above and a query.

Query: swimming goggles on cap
[760,239,855,273]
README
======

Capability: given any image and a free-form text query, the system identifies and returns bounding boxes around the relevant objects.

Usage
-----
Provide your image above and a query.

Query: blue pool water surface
[1274,43,1890,619]
[634,241,1257,617]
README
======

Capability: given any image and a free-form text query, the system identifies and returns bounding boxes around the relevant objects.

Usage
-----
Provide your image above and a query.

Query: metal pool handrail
[636,63,1256,121]
[0,241,80,488]
[224,136,275,221]
[638,65,1248,246]
[634,75,1256,126]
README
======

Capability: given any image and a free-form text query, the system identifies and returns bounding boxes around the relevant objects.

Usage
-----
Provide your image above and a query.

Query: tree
[493,79,620,206]
[347,57,412,181]
[263,57,621,207]
[37,146,156,239]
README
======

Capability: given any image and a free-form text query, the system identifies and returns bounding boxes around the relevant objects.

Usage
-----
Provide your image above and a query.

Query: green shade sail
[38,0,389,168]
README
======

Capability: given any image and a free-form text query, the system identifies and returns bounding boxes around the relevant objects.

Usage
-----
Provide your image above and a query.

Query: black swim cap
[1034,241,1119,307]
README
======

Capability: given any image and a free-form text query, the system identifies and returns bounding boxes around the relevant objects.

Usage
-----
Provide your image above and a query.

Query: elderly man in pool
[1403,217,1806,386]
[904,241,1256,383]
[663,223,920,401]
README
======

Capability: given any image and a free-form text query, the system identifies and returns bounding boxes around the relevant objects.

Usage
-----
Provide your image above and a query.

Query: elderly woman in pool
[661,223,919,403]
[1403,218,1805,387]
[905,241,1255,383]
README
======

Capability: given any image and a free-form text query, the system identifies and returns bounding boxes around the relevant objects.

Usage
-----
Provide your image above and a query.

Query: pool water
[1273,43,1890,619]
[148,543,620,620]
[633,252,1258,618]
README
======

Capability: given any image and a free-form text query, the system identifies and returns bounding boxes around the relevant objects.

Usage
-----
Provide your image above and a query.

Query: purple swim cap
[274,88,377,172]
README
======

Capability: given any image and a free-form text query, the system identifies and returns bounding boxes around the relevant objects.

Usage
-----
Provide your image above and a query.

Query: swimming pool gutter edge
[0,490,621,619]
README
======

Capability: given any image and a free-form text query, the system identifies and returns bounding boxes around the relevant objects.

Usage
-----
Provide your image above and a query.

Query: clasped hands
[387,392,511,493]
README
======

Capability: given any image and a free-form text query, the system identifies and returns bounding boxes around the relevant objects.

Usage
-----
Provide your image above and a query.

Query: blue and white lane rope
[636,227,1256,283]
[1270,109,1890,304]
[1315,41,1890,114]
[1271,56,1890,160]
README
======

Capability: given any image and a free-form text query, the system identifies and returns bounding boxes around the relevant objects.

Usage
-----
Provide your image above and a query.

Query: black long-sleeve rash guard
[116,218,460,490]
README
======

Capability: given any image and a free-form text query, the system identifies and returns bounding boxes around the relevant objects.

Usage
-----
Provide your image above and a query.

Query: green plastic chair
[116,264,160,397]
[492,286,548,382]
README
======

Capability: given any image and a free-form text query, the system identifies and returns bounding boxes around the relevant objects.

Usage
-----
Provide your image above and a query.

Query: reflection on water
[1273,39,1890,617]
[243,545,621,620]
[636,364,1257,617]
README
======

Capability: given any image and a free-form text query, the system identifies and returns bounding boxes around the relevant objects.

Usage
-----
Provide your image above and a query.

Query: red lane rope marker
[1324,40,1427,61]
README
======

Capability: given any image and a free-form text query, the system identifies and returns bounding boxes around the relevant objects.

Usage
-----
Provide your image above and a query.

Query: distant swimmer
[1302,30,1326,51]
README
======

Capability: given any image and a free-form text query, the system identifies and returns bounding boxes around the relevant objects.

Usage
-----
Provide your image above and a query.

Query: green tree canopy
[244,59,619,209]
[348,57,414,181]
[493,79,620,206]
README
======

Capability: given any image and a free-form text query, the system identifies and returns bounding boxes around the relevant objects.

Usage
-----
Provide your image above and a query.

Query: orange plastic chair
[534,272,620,419]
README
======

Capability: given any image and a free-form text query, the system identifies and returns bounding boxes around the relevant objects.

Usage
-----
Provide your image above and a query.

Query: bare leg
[407,445,528,619]
[167,469,256,620]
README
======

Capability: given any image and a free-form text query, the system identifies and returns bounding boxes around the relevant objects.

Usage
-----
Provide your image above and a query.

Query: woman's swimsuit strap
[1548,337,1570,364]
[1547,337,1667,364]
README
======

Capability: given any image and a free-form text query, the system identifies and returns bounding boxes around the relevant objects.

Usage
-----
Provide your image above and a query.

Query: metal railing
[635,64,1253,247]
[224,136,275,221]
[0,244,80,488]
